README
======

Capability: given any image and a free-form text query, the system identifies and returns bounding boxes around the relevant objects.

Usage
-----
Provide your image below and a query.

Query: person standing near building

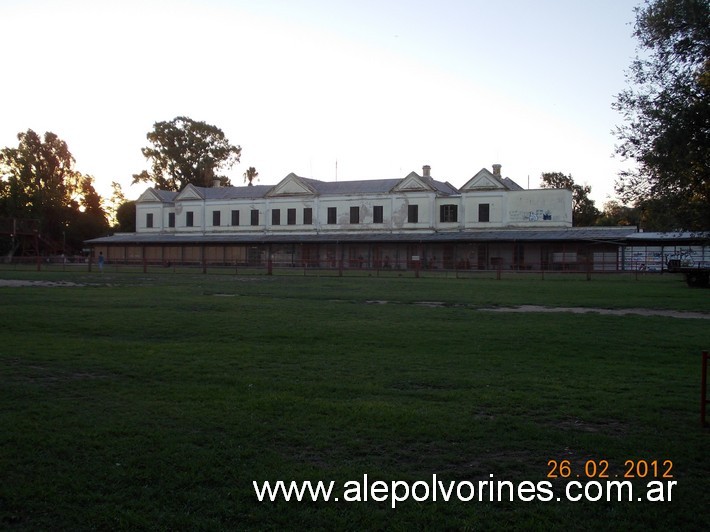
[98,251,104,272]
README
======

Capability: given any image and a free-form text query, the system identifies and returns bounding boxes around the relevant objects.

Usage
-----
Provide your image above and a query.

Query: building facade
[134,165,572,236]
[89,165,656,272]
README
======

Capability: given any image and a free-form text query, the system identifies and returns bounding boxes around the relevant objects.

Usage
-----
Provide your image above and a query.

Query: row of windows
[146,204,492,228]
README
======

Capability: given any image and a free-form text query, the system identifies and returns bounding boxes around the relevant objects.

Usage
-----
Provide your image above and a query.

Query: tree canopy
[539,172,601,226]
[613,0,710,230]
[243,166,259,186]
[132,116,242,192]
[0,129,108,255]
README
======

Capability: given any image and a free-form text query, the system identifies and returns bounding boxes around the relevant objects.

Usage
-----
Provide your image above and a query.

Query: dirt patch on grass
[0,279,82,288]
[480,305,710,320]
[4,359,110,385]
[369,299,709,319]
[548,417,629,436]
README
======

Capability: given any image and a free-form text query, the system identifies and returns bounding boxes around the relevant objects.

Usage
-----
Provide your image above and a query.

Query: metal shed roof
[87,227,638,246]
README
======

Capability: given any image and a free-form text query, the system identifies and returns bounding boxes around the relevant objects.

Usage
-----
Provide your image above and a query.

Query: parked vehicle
[667,259,710,287]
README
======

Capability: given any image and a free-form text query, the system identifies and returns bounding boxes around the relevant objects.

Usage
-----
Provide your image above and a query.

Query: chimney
[422,165,431,178]
[212,178,221,188]
[492,164,502,177]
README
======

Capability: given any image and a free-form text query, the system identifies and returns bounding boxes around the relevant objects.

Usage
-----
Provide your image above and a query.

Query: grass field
[1,270,708,530]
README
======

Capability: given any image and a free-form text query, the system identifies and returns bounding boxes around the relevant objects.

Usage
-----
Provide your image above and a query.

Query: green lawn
[1,271,708,530]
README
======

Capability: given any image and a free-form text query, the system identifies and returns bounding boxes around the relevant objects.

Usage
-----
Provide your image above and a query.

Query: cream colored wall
[462,191,507,227]
[505,189,572,227]
[135,185,572,234]
[136,202,165,232]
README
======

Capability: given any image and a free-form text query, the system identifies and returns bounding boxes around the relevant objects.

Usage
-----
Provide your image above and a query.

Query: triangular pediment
[175,184,204,201]
[266,173,317,197]
[460,168,506,191]
[391,172,435,192]
[136,188,164,202]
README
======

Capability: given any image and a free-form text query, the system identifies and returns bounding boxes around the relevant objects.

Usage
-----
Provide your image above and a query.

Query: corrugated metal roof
[87,227,638,246]
[625,231,709,242]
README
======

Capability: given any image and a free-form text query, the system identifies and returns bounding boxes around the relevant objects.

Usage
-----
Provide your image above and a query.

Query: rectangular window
[303,208,313,225]
[146,213,154,228]
[350,206,359,224]
[327,207,337,224]
[478,203,490,222]
[272,209,281,226]
[440,204,458,223]
[250,209,259,226]
[212,210,221,226]
[287,208,297,225]
[408,204,418,224]
[168,212,175,228]
[231,210,239,226]
[373,205,383,224]
[186,211,194,227]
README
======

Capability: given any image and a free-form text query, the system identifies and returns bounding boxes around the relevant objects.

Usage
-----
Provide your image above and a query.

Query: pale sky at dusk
[1,0,640,205]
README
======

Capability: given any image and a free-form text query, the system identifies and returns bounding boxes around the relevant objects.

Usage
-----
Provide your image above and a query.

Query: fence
[0,254,688,281]
[702,351,709,428]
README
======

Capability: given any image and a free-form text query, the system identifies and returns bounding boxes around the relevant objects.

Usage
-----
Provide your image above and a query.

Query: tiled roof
[178,174,459,199]
[501,177,524,191]
[301,178,401,195]
[154,189,179,202]
[199,185,272,200]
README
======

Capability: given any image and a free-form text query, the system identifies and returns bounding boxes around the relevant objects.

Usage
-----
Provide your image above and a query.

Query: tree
[596,200,641,226]
[115,201,136,233]
[0,129,108,254]
[540,172,600,226]
[132,116,242,192]
[243,166,259,186]
[613,0,710,230]
[105,181,127,228]
[69,175,110,249]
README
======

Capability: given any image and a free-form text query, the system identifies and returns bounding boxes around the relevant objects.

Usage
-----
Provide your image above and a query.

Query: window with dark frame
[231,210,239,226]
[408,204,418,223]
[146,213,153,228]
[303,207,313,225]
[287,208,296,225]
[373,205,383,224]
[186,211,194,227]
[478,203,490,222]
[250,209,259,226]
[327,207,337,224]
[350,206,359,224]
[272,209,281,226]
[168,212,175,228]
[212,210,221,226]
[440,204,458,223]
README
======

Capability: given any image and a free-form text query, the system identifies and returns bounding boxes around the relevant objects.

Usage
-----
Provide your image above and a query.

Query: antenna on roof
[335,159,338,182]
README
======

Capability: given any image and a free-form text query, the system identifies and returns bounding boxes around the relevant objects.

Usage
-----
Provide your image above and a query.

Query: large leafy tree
[115,201,136,233]
[540,172,600,226]
[613,0,710,230]
[133,116,242,191]
[0,129,108,255]
[596,200,641,227]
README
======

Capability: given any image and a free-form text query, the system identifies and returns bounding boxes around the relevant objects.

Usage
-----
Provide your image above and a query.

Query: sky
[0,0,641,205]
